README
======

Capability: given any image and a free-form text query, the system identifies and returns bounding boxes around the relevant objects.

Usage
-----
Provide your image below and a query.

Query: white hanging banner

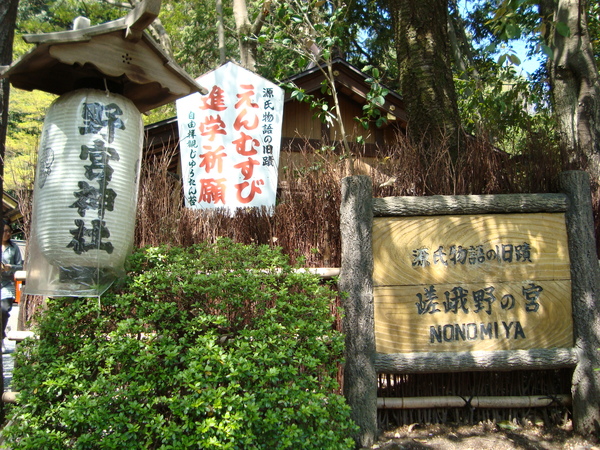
[176,62,284,212]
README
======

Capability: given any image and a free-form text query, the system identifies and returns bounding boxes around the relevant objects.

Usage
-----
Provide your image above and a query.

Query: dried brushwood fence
[377,370,573,426]
[135,146,343,267]
[135,134,568,265]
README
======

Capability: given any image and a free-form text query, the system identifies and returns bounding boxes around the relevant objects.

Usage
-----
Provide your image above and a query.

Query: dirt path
[371,422,600,449]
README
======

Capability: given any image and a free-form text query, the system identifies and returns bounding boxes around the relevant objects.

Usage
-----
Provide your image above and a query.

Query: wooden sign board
[373,213,573,353]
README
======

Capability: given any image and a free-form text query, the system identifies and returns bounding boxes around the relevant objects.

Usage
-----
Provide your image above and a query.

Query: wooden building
[143,59,407,177]
[2,192,23,225]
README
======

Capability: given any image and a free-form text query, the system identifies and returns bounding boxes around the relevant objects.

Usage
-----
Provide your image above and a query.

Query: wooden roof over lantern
[0,0,207,113]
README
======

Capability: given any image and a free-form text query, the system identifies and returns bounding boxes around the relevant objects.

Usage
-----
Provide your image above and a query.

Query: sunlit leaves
[17,0,122,34]
[5,88,56,191]
[4,241,358,448]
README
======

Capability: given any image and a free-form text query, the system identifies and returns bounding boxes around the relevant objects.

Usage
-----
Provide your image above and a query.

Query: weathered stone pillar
[339,176,377,447]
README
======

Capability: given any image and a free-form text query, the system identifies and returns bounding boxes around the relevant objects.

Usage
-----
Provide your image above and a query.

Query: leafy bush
[5,239,357,449]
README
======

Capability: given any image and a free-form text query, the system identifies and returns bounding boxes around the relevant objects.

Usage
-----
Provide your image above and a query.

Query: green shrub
[5,239,357,449]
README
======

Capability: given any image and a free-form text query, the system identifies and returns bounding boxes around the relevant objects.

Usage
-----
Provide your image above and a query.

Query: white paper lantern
[27,88,143,295]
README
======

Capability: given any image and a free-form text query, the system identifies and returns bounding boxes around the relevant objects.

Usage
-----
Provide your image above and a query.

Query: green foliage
[456,65,520,145]
[264,0,346,70]
[17,0,122,33]
[267,1,394,152]
[17,0,122,35]
[160,0,238,78]
[340,0,397,87]
[5,87,56,192]
[474,0,596,68]
[358,65,389,130]
[456,61,558,155]
[142,104,176,126]
[4,239,357,449]
[591,2,600,63]
[485,0,539,43]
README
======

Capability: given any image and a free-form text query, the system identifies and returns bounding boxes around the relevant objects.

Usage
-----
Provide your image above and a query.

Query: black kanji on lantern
[79,102,126,143]
[70,181,117,217]
[80,139,120,183]
[68,100,125,255]
[67,219,114,254]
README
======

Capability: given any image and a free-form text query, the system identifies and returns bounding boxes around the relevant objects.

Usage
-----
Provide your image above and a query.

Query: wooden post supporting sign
[560,171,600,436]
[339,176,377,448]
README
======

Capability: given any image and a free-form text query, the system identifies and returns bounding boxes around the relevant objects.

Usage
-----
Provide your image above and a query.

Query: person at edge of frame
[1,221,23,353]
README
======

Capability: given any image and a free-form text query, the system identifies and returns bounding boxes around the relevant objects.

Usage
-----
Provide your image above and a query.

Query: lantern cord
[103,78,110,97]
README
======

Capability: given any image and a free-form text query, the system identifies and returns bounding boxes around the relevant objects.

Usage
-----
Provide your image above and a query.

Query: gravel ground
[371,422,600,449]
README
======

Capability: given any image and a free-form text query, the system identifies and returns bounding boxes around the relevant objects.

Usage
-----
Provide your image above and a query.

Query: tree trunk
[216,0,226,64]
[0,0,19,424]
[233,0,256,71]
[447,0,479,77]
[233,0,272,72]
[388,0,463,157]
[540,0,600,176]
[232,0,271,72]
[148,18,174,58]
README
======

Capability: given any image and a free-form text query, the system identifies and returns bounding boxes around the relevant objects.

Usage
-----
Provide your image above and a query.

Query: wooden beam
[378,395,572,409]
[2,392,18,404]
[375,348,579,374]
[6,330,37,342]
[373,193,568,217]
[124,0,161,41]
